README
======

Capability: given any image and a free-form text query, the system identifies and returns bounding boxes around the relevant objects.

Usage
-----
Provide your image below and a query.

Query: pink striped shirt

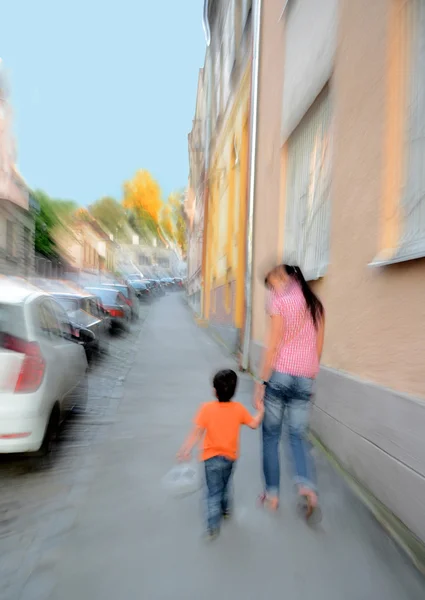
[267,281,320,378]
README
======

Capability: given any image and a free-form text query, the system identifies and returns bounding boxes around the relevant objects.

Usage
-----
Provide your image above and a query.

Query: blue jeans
[262,372,316,496]
[204,456,235,532]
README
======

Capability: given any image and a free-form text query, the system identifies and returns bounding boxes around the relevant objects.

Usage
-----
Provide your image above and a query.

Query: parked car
[0,279,90,456]
[128,280,151,302]
[173,278,184,290]
[160,278,172,292]
[49,292,110,363]
[85,287,131,331]
[127,274,144,282]
[146,279,165,297]
[100,283,139,320]
[143,280,156,297]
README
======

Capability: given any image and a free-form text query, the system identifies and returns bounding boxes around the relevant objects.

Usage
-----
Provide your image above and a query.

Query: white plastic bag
[162,462,202,498]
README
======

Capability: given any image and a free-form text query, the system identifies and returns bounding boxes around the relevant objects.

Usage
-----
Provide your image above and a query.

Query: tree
[32,190,80,259]
[159,204,174,241]
[89,196,127,239]
[167,190,187,256]
[122,170,163,240]
[53,199,79,219]
[33,190,60,258]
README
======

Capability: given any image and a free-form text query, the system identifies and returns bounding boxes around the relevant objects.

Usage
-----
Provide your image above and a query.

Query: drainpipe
[202,0,212,320]
[241,0,262,372]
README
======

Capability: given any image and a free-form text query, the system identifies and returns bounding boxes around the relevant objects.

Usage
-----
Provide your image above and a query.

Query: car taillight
[109,309,124,318]
[2,334,45,393]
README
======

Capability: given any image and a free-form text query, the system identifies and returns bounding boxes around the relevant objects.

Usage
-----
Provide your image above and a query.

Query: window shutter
[283,87,332,280]
[399,0,425,259]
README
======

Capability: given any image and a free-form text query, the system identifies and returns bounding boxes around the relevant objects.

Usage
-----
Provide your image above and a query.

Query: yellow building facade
[204,63,250,345]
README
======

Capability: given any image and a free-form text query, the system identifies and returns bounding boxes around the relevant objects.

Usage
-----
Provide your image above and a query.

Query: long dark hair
[265,264,324,328]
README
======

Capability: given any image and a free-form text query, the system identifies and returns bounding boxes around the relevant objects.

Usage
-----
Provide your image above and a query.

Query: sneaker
[222,510,231,520]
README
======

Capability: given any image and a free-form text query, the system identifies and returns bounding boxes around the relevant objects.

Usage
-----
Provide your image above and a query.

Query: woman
[254,264,325,517]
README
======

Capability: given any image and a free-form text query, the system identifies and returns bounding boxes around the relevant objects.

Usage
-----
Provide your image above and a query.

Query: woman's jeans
[262,372,316,496]
[204,456,235,532]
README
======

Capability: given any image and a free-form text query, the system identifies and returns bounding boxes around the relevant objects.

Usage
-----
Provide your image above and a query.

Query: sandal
[297,488,322,524]
[258,492,279,511]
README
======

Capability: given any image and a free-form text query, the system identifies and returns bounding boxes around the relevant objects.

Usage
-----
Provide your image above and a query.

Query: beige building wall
[316,0,425,398]
[311,0,425,545]
[251,0,425,545]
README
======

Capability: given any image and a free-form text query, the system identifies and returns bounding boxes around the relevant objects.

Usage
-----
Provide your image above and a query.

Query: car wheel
[28,404,60,467]
[85,344,94,364]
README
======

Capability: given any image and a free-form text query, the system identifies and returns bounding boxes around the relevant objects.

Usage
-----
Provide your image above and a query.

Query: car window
[100,284,128,297]
[87,288,117,305]
[95,298,105,315]
[117,292,126,305]
[0,303,28,343]
[80,298,91,313]
[37,300,62,339]
[88,299,99,318]
[54,296,79,312]
[50,300,73,338]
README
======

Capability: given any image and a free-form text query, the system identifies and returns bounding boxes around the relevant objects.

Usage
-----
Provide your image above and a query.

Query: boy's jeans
[204,456,235,532]
[262,372,317,496]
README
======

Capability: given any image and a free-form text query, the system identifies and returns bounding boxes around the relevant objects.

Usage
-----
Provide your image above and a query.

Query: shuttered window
[6,220,17,257]
[283,86,332,280]
[397,0,425,260]
[373,0,425,265]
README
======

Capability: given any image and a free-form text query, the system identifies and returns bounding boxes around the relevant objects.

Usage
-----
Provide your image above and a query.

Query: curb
[309,432,425,576]
[194,316,425,576]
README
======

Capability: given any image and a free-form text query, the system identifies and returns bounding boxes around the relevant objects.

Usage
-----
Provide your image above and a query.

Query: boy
[178,369,264,540]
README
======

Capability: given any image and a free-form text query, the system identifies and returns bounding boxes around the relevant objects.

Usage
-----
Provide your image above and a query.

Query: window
[37,300,62,339]
[88,299,99,318]
[55,297,79,313]
[373,0,425,266]
[241,0,252,35]
[6,220,17,258]
[24,227,31,273]
[95,299,105,315]
[214,46,222,122]
[282,86,332,281]
[50,300,73,338]
[117,292,126,306]
[138,253,150,266]
[222,3,235,106]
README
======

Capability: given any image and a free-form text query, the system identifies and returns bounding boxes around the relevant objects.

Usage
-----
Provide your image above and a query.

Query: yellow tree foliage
[122,170,162,223]
[159,204,174,241]
[163,191,187,256]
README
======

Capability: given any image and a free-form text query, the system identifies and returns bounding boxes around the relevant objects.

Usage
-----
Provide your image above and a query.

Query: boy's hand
[177,448,191,462]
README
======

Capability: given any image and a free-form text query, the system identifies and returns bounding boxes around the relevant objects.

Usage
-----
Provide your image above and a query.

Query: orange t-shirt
[195,401,254,461]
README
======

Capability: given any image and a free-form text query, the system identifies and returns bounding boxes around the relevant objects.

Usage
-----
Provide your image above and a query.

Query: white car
[0,279,90,456]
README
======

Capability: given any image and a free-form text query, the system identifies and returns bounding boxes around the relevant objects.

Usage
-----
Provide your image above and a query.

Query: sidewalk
[46,295,425,600]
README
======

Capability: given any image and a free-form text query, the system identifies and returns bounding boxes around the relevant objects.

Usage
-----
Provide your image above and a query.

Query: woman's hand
[253,382,265,410]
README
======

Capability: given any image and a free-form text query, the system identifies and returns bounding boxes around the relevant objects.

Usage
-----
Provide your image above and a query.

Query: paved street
[0,306,149,600]
[2,294,425,600]
[37,294,425,600]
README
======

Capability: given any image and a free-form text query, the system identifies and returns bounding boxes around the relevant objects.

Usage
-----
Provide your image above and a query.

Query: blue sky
[1,1,205,205]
